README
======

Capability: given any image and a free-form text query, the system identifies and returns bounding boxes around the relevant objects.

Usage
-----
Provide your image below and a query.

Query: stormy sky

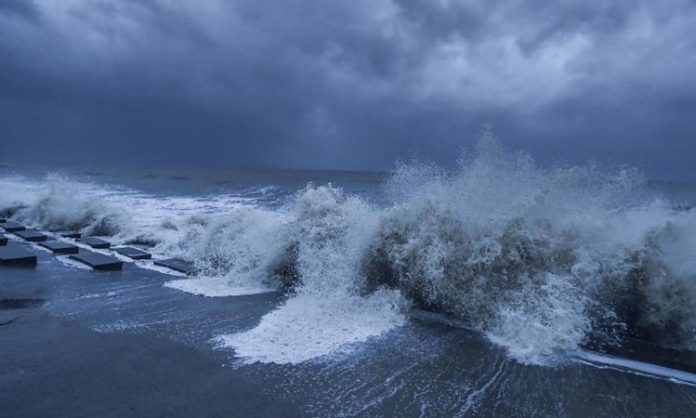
[1,0,696,179]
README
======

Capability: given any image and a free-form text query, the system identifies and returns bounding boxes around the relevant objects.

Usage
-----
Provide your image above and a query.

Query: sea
[2,140,696,416]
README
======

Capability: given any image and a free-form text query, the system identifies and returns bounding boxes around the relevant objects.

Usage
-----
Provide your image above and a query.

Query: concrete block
[0,234,6,246]
[38,240,79,254]
[113,247,151,260]
[154,258,194,274]
[0,245,37,266]
[14,229,49,242]
[0,221,26,232]
[69,251,123,271]
[61,232,82,239]
[79,237,111,249]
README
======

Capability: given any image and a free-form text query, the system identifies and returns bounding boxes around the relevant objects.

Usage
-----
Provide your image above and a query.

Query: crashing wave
[19,174,131,236]
[2,137,695,365]
[362,136,696,363]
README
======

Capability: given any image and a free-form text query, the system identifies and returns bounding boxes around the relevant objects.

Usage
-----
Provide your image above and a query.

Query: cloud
[0,0,41,22]
[1,0,695,178]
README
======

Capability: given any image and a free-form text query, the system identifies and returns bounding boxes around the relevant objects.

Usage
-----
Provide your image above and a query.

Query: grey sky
[1,0,695,179]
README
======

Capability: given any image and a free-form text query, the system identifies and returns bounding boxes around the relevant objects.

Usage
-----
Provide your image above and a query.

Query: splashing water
[2,137,696,366]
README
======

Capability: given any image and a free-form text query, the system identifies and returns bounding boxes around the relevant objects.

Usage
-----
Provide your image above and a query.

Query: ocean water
[3,139,696,416]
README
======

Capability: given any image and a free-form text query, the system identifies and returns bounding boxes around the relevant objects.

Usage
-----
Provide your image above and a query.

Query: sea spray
[2,138,696,365]
[221,185,406,364]
[18,174,132,236]
[166,205,288,296]
[367,137,696,363]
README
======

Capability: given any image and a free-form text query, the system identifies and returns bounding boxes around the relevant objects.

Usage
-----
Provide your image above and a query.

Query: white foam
[136,260,187,277]
[576,350,696,386]
[219,290,405,364]
[164,276,274,297]
[75,291,120,300]
[55,255,93,270]
[485,274,590,365]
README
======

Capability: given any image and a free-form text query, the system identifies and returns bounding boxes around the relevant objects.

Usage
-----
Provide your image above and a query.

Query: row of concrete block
[0,220,194,274]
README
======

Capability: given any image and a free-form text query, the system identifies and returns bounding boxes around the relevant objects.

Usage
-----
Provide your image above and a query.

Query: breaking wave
[2,135,696,365]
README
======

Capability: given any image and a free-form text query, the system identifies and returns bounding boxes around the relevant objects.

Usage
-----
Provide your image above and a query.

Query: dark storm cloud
[1,0,696,178]
[0,0,41,22]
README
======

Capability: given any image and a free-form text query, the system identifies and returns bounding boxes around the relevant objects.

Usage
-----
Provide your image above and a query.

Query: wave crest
[3,139,696,365]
